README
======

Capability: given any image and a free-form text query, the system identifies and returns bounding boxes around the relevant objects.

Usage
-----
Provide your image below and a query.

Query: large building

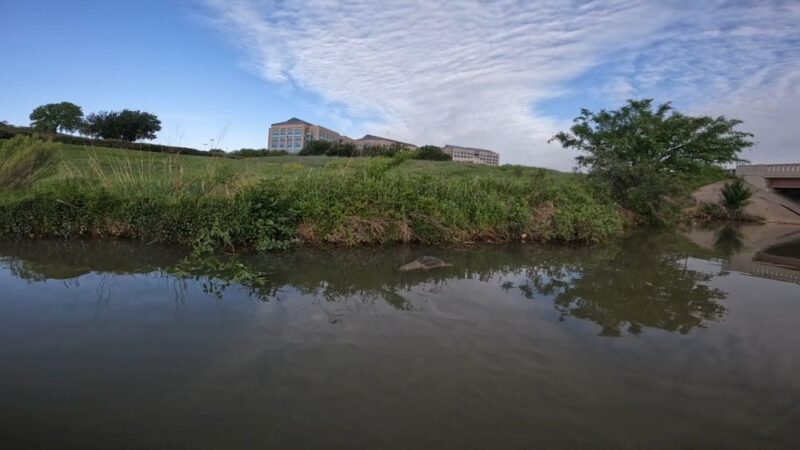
[355,134,417,150]
[268,117,354,152]
[442,145,499,165]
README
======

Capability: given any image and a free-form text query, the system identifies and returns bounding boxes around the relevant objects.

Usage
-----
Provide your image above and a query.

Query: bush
[413,145,451,161]
[229,148,288,158]
[325,142,357,157]
[0,136,57,189]
[299,140,332,155]
[720,177,752,220]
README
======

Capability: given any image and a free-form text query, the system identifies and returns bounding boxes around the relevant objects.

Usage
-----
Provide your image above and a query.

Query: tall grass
[0,148,623,251]
[59,148,245,198]
[0,136,57,189]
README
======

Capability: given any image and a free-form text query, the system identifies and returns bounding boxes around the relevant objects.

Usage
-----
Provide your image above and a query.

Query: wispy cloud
[203,0,800,168]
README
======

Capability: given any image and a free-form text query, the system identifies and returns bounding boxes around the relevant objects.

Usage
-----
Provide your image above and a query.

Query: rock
[398,256,452,272]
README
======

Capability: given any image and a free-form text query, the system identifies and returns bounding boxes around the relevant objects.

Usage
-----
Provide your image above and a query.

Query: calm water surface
[1,226,799,449]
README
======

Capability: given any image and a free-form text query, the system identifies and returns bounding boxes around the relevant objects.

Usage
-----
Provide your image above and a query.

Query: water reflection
[683,223,800,285]
[0,231,744,336]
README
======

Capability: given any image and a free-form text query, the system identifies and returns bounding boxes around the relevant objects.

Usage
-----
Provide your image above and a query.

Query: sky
[1,0,799,169]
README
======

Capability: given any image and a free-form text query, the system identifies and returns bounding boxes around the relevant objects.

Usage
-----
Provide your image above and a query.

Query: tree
[29,102,84,134]
[550,99,753,224]
[414,145,451,161]
[82,109,161,141]
[720,177,752,220]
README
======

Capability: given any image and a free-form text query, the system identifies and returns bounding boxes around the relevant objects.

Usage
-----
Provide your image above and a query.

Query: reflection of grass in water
[0,231,730,336]
[713,224,744,257]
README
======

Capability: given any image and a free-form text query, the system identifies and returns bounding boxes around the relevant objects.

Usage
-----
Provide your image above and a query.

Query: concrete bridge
[738,164,800,194]
[732,164,800,223]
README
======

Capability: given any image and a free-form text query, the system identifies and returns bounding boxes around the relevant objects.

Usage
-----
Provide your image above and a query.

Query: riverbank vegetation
[0,137,622,252]
[1,99,753,252]
[550,99,752,225]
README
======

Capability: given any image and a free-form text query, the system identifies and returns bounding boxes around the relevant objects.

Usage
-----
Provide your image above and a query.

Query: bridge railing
[766,164,800,176]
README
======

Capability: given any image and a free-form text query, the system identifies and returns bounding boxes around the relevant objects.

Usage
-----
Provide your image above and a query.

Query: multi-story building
[268,117,354,152]
[442,145,500,165]
[355,134,417,151]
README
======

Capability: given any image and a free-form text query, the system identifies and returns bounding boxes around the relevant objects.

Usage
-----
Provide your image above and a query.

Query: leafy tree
[29,102,84,134]
[413,145,451,161]
[550,99,753,224]
[82,109,161,141]
[720,177,752,220]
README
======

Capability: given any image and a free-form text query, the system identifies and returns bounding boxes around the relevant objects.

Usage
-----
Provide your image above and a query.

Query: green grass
[50,142,566,183]
[1,140,623,251]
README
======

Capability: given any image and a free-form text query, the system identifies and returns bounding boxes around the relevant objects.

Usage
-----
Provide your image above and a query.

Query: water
[1,226,799,449]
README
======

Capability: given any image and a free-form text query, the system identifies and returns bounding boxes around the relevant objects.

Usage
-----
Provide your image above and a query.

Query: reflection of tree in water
[713,224,745,257]
[1,233,729,334]
[517,234,727,336]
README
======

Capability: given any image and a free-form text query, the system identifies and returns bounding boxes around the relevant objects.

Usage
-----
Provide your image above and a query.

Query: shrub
[720,177,752,220]
[0,136,57,189]
[413,145,451,161]
[325,142,357,157]
[299,140,332,155]
[229,148,288,157]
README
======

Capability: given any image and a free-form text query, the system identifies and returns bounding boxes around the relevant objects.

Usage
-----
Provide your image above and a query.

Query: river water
[1,226,799,449]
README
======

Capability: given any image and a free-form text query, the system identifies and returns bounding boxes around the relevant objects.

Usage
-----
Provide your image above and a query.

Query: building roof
[357,134,415,147]
[271,117,313,126]
[443,144,499,155]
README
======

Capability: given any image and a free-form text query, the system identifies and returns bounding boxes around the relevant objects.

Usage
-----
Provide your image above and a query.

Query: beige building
[355,134,417,151]
[442,145,499,165]
[268,117,354,152]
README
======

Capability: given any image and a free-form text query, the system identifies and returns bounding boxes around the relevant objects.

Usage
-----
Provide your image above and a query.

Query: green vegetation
[82,109,161,141]
[229,148,289,157]
[550,99,752,225]
[0,136,58,189]
[29,102,84,134]
[300,141,450,160]
[27,101,161,143]
[720,177,752,220]
[0,139,622,251]
[1,98,752,252]
[414,145,451,161]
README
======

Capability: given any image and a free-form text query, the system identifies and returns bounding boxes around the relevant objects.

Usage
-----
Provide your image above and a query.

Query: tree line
[298,140,452,161]
[29,101,160,142]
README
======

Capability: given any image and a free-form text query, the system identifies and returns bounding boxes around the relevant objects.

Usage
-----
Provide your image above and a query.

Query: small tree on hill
[29,102,84,134]
[550,99,753,224]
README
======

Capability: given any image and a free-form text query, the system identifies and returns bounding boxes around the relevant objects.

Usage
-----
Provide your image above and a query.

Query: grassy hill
[1,139,623,251]
[51,143,565,184]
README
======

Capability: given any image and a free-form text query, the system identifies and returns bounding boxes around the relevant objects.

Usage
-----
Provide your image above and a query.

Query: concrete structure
[268,117,354,153]
[442,145,499,165]
[354,134,417,151]
[683,224,800,285]
[737,164,800,192]
[690,163,800,225]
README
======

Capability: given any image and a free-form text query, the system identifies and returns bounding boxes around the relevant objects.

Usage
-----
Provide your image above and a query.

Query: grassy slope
[51,143,566,183]
[2,142,622,250]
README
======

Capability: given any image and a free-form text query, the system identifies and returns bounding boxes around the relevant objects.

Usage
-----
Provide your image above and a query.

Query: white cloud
[203,0,800,169]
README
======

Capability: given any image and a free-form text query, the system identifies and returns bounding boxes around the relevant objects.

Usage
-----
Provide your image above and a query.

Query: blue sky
[2,0,799,168]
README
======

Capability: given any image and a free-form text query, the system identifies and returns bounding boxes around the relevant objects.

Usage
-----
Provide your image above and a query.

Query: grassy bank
[0,139,624,251]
